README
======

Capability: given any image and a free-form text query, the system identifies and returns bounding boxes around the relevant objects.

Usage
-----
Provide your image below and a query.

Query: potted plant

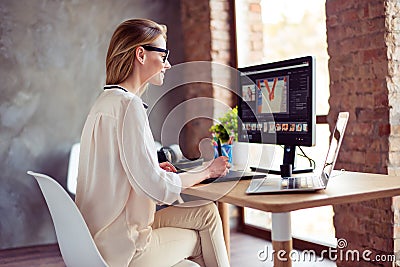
[209,106,238,162]
[209,106,238,143]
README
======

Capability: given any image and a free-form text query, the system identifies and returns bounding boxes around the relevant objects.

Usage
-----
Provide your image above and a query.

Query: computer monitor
[237,56,316,174]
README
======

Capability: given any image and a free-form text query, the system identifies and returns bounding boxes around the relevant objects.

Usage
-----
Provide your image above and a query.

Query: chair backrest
[67,143,80,195]
[27,171,108,267]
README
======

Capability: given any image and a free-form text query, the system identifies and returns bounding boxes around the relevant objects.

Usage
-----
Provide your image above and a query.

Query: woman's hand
[159,161,177,173]
[178,156,231,188]
[207,156,230,178]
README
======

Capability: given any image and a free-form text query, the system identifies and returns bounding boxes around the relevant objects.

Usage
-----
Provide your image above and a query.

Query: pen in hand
[217,138,222,157]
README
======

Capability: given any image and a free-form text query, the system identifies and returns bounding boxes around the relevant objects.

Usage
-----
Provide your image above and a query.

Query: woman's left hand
[159,162,177,173]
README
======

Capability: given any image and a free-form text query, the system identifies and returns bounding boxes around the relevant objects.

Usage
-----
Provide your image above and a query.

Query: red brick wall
[210,0,236,115]
[210,0,233,65]
[326,1,395,266]
[235,0,264,67]
[327,0,389,174]
[386,0,400,177]
[211,0,263,127]
[179,0,212,158]
[386,0,400,259]
[179,0,235,158]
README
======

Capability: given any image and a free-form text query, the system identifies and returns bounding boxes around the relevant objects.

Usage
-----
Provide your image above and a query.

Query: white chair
[28,171,199,267]
[28,171,108,267]
[67,143,80,195]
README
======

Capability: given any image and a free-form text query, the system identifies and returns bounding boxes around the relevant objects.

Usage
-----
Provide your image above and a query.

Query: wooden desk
[183,171,400,266]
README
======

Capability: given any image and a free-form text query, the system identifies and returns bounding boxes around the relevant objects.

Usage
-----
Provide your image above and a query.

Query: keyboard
[281,176,322,189]
[200,170,266,184]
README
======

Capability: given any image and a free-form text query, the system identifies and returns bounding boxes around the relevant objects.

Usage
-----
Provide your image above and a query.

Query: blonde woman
[75,18,230,267]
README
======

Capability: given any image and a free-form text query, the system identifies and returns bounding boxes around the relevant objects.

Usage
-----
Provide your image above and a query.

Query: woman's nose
[164,59,171,69]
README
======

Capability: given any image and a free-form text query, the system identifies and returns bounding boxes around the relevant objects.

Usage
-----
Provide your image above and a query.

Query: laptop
[246,112,349,194]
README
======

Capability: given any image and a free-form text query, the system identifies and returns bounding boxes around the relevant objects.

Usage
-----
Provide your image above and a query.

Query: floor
[0,230,336,267]
[230,229,336,267]
[0,244,64,267]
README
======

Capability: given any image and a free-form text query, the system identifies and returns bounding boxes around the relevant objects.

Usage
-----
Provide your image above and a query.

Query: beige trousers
[130,201,230,267]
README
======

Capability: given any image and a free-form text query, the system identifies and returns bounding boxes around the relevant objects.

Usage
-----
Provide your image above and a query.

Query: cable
[330,169,346,178]
[297,146,316,170]
[277,145,316,170]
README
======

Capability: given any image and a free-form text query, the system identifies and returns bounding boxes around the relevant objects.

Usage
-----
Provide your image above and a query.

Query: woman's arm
[119,96,182,204]
[179,156,230,188]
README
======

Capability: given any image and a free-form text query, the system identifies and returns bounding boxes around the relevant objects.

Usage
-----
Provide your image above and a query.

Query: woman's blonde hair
[105,18,167,85]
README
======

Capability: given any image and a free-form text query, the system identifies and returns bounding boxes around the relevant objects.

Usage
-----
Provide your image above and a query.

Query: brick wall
[179,0,212,158]
[235,0,264,67]
[386,0,400,177]
[179,0,236,158]
[327,0,389,175]
[386,0,400,261]
[326,0,398,265]
[210,0,236,117]
[211,0,263,132]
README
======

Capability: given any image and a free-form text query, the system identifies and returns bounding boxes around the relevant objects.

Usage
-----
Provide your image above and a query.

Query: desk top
[183,171,400,212]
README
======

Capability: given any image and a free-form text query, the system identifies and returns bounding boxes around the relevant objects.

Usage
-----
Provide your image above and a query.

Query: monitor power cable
[297,146,316,170]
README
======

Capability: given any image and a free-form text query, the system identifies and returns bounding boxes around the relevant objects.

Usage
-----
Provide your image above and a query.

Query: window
[235,0,335,246]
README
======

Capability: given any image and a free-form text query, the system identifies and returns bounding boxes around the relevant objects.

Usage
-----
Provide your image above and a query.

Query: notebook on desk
[246,112,349,194]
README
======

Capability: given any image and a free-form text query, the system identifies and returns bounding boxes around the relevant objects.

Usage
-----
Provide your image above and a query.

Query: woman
[75,18,230,267]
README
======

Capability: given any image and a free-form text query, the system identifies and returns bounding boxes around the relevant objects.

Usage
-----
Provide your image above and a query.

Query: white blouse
[75,88,182,267]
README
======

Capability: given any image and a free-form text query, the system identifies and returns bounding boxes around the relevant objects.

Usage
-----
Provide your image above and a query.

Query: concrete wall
[0,0,183,249]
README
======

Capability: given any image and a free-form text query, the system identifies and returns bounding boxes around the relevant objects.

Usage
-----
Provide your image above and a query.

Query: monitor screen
[237,56,316,172]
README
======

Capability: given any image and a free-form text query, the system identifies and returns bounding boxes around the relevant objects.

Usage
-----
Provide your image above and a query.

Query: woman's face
[143,35,171,86]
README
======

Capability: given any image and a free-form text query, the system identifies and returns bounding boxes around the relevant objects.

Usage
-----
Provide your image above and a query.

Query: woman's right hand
[178,156,231,188]
[207,156,230,179]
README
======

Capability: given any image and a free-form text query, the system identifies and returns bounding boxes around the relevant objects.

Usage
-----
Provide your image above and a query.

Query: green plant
[209,106,238,143]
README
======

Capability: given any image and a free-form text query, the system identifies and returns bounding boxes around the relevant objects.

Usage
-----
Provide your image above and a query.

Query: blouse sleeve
[117,96,182,205]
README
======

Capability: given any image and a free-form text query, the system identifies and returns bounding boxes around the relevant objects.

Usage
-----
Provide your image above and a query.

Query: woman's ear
[136,46,145,65]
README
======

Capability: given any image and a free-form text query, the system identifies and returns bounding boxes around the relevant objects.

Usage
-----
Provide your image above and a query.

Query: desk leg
[217,202,230,260]
[271,212,292,267]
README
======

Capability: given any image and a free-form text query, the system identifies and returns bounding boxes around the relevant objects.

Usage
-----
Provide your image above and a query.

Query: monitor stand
[250,145,314,175]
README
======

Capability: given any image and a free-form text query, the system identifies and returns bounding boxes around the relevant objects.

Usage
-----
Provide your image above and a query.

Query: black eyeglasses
[142,45,169,63]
